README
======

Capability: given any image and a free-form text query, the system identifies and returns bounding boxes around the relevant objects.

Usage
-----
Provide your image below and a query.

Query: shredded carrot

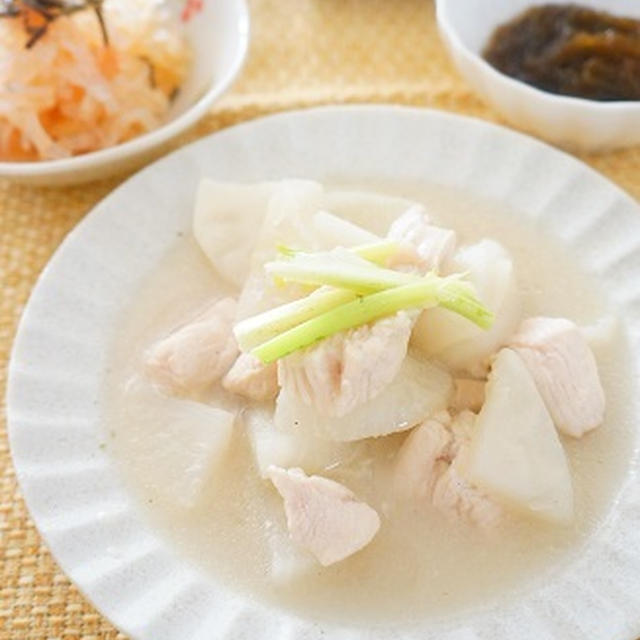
[0,0,190,161]
[97,46,120,79]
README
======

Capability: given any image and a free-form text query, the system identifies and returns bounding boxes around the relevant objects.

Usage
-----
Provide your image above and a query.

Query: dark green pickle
[483,4,640,101]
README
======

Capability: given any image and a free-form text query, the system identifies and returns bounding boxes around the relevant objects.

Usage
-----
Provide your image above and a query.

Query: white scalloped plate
[7,106,640,640]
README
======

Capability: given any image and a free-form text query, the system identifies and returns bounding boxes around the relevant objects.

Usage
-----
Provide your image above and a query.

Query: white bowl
[436,0,640,152]
[0,0,249,186]
[7,106,640,640]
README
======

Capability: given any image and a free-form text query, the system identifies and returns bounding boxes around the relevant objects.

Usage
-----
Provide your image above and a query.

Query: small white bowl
[436,0,640,152]
[0,0,249,186]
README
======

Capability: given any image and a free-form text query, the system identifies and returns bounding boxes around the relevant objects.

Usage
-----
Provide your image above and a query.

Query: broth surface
[104,184,637,626]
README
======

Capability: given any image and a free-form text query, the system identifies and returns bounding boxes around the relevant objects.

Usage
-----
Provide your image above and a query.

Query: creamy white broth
[104,185,636,626]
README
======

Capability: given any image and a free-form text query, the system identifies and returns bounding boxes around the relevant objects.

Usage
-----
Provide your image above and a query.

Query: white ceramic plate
[7,106,640,640]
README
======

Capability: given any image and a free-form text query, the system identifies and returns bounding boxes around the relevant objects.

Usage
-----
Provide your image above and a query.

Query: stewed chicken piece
[510,317,605,438]
[393,413,453,502]
[278,311,415,417]
[145,297,238,394]
[268,466,380,566]
[431,435,503,531]
[387,205,457,273]
[393,411,502,529]
[222,353,278,402]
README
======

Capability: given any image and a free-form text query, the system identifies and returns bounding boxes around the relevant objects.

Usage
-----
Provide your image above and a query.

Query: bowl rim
[435,0,640,113]
[6,104,640,640]
[0,0,250,179]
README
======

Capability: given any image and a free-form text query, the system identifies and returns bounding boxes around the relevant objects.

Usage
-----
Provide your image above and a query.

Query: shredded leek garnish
[277,240,404,266]
[234,287,357,352]
[265,248,417,293]
[234,245,494,363]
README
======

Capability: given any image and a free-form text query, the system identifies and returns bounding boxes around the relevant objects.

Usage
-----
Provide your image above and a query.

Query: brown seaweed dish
[483,4,640,101]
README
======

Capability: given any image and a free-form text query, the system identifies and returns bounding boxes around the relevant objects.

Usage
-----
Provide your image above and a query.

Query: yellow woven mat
[2,1,640,638]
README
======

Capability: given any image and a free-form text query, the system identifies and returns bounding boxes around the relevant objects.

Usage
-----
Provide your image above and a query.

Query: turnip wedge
[411,239,520,376]
[275,354,452,441]
[466,349,574,524]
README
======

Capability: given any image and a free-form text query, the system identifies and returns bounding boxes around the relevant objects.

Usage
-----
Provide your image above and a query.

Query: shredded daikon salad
[0,0,190,161]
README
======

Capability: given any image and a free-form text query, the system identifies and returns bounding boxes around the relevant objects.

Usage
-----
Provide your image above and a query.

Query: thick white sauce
[104,185,637,626]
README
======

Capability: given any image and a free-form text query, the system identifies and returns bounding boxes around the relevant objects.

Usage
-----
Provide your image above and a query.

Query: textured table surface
[2,1,640,638]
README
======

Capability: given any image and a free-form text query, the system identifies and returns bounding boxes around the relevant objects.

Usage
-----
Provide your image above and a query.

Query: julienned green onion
[236,244,493,363]
[233,286,357,351]
[250,276,494,364]
[435,278,489,324]
[277,240,404,266]
[265,250,419,294]
[352,240,404,264]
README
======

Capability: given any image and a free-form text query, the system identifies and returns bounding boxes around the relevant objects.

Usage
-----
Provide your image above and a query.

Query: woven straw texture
[3,1,640,638]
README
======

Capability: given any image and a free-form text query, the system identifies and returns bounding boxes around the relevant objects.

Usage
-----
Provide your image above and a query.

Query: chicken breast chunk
[393,414,452,501]
[510,317,605,438]
[222,353,278,402]
[278,311,414,417]
[145,298,238,394]
[393,411,502,529]
[431,439,503,531]
[387,205,457,273]
[268,466,380,566]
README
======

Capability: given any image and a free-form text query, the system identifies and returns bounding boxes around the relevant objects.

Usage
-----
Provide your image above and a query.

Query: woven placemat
[2,1,640,638]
